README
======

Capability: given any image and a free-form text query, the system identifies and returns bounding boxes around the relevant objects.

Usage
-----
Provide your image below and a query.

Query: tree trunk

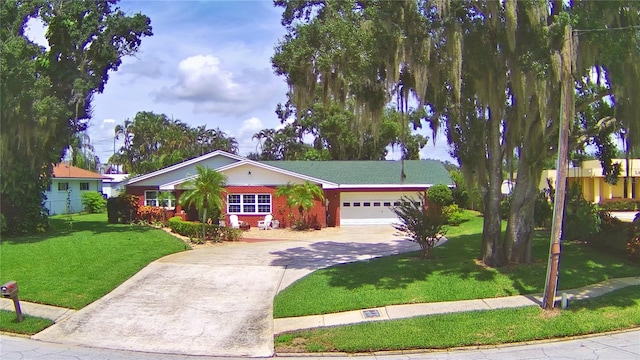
[481,110,507,267]
[504,161,541,264]
[202,208,207,240]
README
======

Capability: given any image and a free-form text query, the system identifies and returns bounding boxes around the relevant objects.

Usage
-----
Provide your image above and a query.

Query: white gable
[223,164,312,186]
[129,152,240,187]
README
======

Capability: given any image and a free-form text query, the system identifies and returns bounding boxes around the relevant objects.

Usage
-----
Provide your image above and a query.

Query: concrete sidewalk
[5,276,639,335]
[274,276,640,334]
[0,298,75,322]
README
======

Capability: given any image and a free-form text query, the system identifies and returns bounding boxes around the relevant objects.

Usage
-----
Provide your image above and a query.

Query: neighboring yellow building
[541,159,640,203]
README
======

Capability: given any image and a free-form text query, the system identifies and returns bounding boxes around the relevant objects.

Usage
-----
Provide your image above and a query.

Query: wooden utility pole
[542,25,574,310]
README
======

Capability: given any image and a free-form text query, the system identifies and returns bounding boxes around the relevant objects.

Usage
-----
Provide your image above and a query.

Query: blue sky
[28,0,455,166]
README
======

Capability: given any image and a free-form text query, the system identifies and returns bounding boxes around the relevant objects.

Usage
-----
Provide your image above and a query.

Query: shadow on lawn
[273,228,639,296]
[2,217,158,244]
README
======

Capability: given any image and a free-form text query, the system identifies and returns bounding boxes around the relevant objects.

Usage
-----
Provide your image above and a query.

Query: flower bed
[168,216,242,243]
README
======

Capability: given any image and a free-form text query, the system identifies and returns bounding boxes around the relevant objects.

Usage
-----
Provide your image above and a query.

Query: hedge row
[587,211,640,262]
[598,198,640,211]
[168,216,242,242]
[137,206,167,224]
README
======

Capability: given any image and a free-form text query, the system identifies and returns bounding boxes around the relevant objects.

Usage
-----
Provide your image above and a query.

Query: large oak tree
[272,0,640,266]
[1,0,152,235]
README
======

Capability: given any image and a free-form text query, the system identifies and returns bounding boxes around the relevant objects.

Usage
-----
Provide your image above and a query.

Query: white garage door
[340,191,422,225]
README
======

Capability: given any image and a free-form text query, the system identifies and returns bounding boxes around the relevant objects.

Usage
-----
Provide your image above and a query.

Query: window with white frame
[144,191,176,208]
[227,193,271,214]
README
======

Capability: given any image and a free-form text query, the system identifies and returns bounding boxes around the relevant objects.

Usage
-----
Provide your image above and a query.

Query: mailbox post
[1,281,23,322]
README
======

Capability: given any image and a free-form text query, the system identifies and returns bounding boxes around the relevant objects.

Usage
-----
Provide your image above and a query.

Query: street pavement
[2,329,639,359]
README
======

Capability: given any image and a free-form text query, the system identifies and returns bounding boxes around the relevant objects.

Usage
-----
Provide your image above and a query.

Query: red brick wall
[224,186,327,228]
[127,184,333,228]
[325,189,340,227]
[126,186,150,207]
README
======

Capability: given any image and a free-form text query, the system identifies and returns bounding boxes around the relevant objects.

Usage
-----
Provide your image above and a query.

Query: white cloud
[236,117,264,138]
[100,119,116,129]
[156,55,281,115]
[233,117,265,156]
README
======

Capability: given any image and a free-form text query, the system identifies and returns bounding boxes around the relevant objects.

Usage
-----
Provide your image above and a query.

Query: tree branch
[575,89,614,113]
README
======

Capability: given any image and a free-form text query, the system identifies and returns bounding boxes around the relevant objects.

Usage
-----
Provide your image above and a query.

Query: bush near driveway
[168,216,242,243]
[426,184,453,206]
[392,192,446,259]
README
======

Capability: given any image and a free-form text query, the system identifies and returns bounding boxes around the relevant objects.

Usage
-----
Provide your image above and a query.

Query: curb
[274,277,640,334]
[275,327,640,357]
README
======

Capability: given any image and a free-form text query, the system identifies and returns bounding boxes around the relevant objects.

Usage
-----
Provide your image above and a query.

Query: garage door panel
[340,191,422,225]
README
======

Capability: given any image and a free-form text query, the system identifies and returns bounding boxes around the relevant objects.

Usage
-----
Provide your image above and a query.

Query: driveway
[33,226,419,357]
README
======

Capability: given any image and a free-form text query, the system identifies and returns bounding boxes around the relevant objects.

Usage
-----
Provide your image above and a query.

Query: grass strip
[275,285,640,353]
[0,310,53,335]
[274,214,639,318]
[0,214,189,309]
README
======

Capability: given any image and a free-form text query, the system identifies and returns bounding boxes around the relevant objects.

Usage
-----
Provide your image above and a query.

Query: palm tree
[113,119,134,173]
[68,131,99,170]
[179,165,227,239]
[276,181,325,229]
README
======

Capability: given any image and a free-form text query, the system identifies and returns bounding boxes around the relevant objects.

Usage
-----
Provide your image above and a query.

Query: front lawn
[0,214,189,309]
[274,213,640,318]
[276,286,640,353]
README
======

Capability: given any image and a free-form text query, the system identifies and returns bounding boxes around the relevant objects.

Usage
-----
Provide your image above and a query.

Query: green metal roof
[261,160,453,186]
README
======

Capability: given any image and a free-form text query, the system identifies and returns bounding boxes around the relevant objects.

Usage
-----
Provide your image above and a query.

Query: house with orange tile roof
[45,163,111,215]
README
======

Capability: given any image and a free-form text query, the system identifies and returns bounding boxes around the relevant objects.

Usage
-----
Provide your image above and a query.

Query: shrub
[427,185,454,207]
[451,186,469,209]
[586,211,629,255]
[448,169,469,209]
[169,217,200,239]
[392,193,447,259]
[106,194,140,224]
[137,206,165,224]
[534,190,553,228]
[627,214,640,262]
[442,204,466,226]
[627,237,640,262]
[81,192,107,213]
[167,216,241,243]
[221,228,243,241]
[0,213,6,234]
[598,198,640,211]
[562,183,600,241]
[500,195,511,220]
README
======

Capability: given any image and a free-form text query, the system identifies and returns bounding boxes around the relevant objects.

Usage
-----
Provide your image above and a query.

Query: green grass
[0,214,189,309]
[274,213,640,318]
[0,310,53,335]
[275,286,640,353]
